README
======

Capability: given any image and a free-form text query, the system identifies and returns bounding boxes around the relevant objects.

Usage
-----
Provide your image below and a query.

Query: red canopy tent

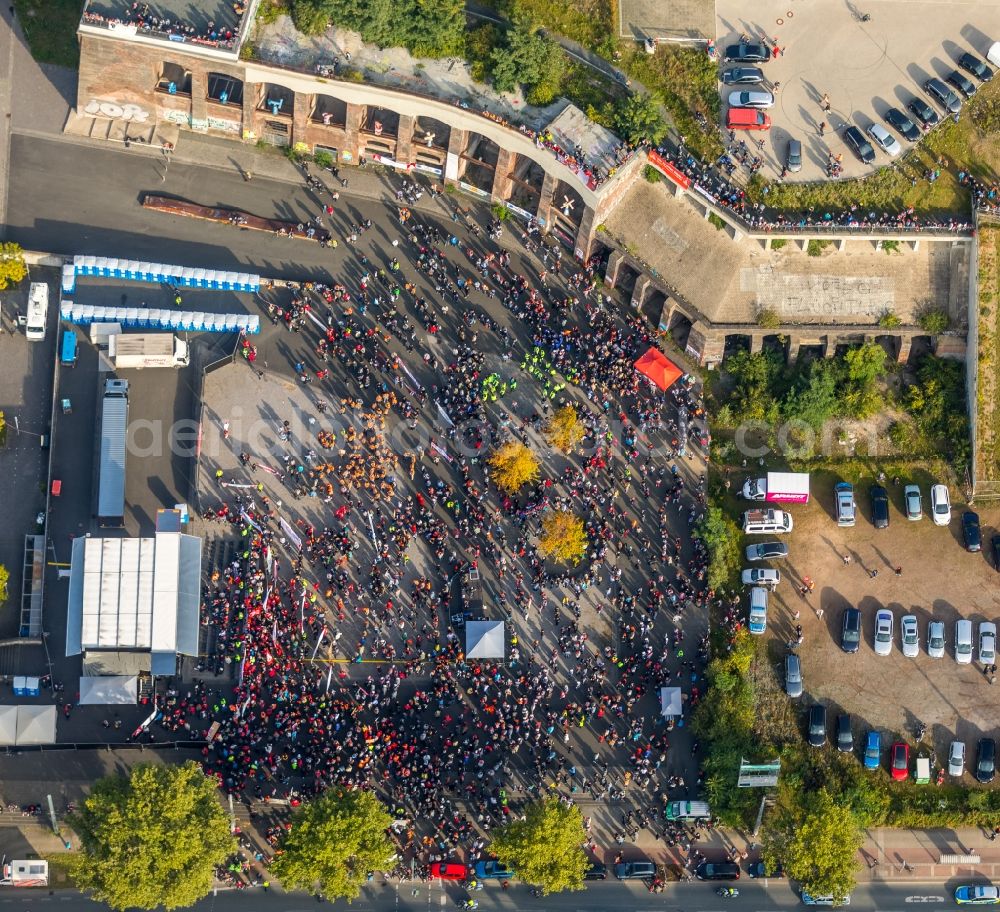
[634,347,683,391]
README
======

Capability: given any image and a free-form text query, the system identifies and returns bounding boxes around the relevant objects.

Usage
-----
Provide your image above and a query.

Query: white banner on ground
[436,404,454,427]
[279,516,303,551]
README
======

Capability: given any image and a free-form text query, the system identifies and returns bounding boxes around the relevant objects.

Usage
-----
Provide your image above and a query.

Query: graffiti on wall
[84,99,150,122]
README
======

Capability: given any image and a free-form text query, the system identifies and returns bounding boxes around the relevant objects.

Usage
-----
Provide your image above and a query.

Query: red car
[430,862,468,880]
[891,741,909,780]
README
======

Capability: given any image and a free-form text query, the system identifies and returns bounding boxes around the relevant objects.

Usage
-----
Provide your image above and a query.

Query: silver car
[742,568,781,587]
[866,123,902,157]
[927,621,946,658]
[785,653,803,698]
[948,740,966,777]
[979,622,997,665]
[903,484,922,520]
[956,619,973,664]
[901,615,919,658]
[874,609,894,656]
[728,90,775,109]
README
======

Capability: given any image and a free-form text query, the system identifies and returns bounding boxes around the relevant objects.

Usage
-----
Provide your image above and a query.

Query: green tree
[695,505,741,591]
[311,0,463,56]
[490,16,561,96]
[724,350,782,424]
[783,360,840,429]
[0,564,8,604]
[270,790,395,901]
[612,92,667,146]
[841,342,887,418]
[466,24,502,82]
[489,798,589,894]
[767,789,861,903]
[290,0,331,34]
[70,762,234,910]
[0,242,27,291]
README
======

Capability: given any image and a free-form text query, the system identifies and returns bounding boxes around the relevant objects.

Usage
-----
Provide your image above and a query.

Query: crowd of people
[183,170,723,878]
[82,0,244,48]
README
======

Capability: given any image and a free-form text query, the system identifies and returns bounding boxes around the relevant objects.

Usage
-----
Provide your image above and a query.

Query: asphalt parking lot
[715,0,1000,181]
[748,469,1000,775]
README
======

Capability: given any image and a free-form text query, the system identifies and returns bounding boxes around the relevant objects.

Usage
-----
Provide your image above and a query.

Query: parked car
[742,568,781,587]
[927,620,946,659]
[836,714,854,753]
[958,52,993,82]
[890,741,909,780]
[695,862,741,880]
[786,138,803,173]
[584,862,608,880]
[866,123,901,156]
[474,860,515,880]
[728,90,774,108]
[964,511,982,551]
[430,862,468,880]
[977,738,997,784]
[979,621,996,664]
[903,483,923,520]
[785,653,803,698]
[870,484,890,528]
[908,97,940,127]
[841,607,862,654]
[955,885,1000,905]
[949,740,967,777]
[808,704,827,748]
[746,541,789,561]
[863,730,882,770]
[748,587,768,635]
[956,619,974,664]
[885,107,921,142]
[722,66,765,85]
[724,42,771,63]
[901,615,919,658]
[930,484,951,525]
[925,77,962,114]
[614,860,657,880]
[835,482,856,527]
[748,861,784,878]
[993,535,1000,571]
[874,608,894,656]
[947,69,978,98]
[843,125,876,164]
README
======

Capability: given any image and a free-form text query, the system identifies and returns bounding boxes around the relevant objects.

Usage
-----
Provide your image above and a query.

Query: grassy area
[976,225,1000,483]
[14,0,80,68]
[43,853,78,888]
[506,0,615,56]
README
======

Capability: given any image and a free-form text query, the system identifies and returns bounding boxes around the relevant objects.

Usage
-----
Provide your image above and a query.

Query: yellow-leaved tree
[537,510,587,564]
[544,404,584,454]
[489,439,540,493]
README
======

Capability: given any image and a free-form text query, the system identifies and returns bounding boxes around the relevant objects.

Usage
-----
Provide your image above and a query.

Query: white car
[948,740,966,777]
[728,90,775,109]
[874,609,894,656]
[930,484,952,525]
[901,615,919,657]
[742,568,781,587]
[979,622,997,665]
[903,484,922,520]
[927,621,946,659]
[956,619,974,664]
[866,123,902,157]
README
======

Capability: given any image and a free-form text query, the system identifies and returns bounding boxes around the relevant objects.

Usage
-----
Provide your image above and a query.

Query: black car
[841,607,861,654]
[925,77,962,114]
[844,126,876,164]
[870,484,890,529]
[695,862,741,881]
[992,534,1000,571]
[884,107,920,142]
[908,97,940,127]
[585,862,608,880]
[836,714,854,753]
[748,862,784,878]
[724,42,771,63]
[977,738,996,783]
[947,70,977,98]
[722,66,765,85]
[614,860,656,880]
[808,704,827,748]
[959,52,993,82]
[963,511,982,552]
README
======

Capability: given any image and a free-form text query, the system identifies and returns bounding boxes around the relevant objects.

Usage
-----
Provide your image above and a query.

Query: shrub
[878,310,902,328]
[643,164,662,184]
[807,239,830,257]
[770,238,787,250]
[918,308,950,334]
[756,306,780,329]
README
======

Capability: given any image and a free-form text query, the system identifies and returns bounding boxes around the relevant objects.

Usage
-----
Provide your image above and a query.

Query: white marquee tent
[465,620,505,659]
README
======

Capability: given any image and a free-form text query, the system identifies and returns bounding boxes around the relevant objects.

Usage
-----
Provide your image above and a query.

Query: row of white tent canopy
[65,257,261,293]
[60,302,260,334]
[0,705,57,745]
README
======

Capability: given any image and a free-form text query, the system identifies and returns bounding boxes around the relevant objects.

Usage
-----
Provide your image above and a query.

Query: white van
[742,509,794,534]
[25,282,48,341]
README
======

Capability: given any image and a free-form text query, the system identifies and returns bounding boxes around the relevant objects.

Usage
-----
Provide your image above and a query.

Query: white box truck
[109,333,189,369]
[742,471,810,504]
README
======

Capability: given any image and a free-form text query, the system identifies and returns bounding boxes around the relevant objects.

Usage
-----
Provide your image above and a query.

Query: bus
[25,282,48,341]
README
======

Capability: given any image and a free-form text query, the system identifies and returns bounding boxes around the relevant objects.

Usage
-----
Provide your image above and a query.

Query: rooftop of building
[80,0,248,50]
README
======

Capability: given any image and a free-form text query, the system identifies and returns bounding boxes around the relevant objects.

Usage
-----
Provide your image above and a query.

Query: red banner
[647,150,692,189]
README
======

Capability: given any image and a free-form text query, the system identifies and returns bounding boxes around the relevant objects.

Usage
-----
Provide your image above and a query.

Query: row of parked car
[803,704,996,783]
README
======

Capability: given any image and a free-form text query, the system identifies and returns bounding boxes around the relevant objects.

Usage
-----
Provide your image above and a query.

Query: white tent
[0,706,17,745]
[79,675,138,705]
[660,686,683,719]
[14,705,57,745]
[465,620,505,659]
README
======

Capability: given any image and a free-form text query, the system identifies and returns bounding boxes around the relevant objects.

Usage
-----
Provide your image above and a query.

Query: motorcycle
[717,887,740,897]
